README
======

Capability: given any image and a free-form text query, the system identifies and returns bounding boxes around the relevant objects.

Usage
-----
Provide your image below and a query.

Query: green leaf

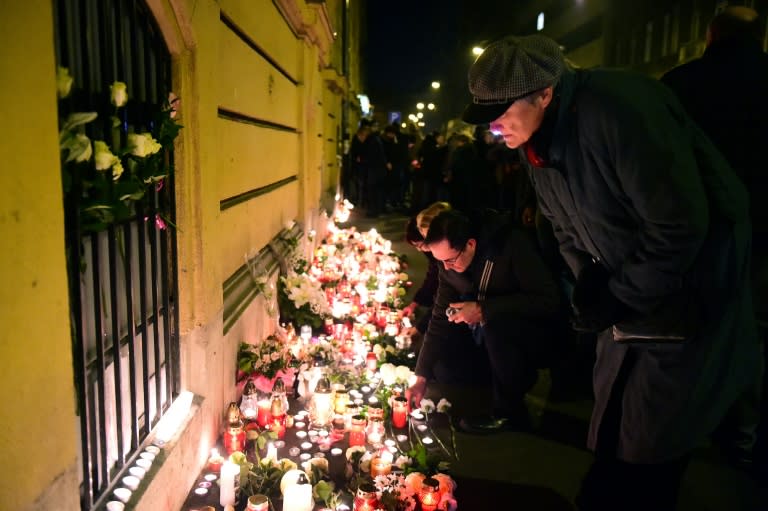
[61,112,98,132]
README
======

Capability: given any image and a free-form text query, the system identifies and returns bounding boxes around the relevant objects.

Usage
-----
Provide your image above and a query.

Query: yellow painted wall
[0,0,348,509]
[0,2,79,509]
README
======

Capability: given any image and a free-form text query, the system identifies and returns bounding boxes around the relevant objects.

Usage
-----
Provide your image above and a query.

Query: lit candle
[256,399,272,427]
[392,396,408,428]
[353,483,379,511]
[246,494,270,511]
[422,436,434,445]
[369,450,393,477]
[311,377,333,427]
[122,476,140,491]
[349,415,366,447]
[219,460,239,507]
[207,448,224,473]
[419,477,441,511]
[264,442,278,463]
[283,472,313,511]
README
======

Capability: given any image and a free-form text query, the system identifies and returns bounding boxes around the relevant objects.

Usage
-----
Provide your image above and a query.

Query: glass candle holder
[353,483,379,511]
[349,414,367,447]
[367,402,384,422]
[419,477,441,511]
[369,450,393,477]
[256,399,272,427]
[333,385,350,414]
[223,421,245,455]
[366,417,385,447]
[391,396,408,428]
[246,494,270,511]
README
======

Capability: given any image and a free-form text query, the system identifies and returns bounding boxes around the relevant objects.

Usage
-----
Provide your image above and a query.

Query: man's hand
[406,375,427,409]
[447,301,483,324]
[401,302,418,318]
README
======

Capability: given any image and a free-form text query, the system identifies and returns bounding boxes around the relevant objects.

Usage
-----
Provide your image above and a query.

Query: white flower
[93,140,119,171]
[419,398,435,414]
[68,133,93,163]
[112,160,124,180]
[345,445,366,460]
[437,398,452,414]
[393,455,411,469]
[127,132,162,157]
[379,363,396,385]
[359,451,373,473]
[395,365,413,383]
[57,67,73,99]
[110,81,128,107]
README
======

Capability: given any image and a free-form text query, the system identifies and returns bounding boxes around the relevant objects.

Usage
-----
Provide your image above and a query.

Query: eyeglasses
[441,245,465,265]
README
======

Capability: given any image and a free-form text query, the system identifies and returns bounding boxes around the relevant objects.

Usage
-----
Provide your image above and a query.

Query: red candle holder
[353,483,379,511]
[349,414,366,447]
[419,477,441,511]
[256,399,272,427]
[392,396,408,429]
[223,421,246,454]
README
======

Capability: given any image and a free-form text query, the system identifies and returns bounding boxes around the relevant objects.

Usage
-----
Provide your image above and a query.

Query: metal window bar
[53,0,179,509]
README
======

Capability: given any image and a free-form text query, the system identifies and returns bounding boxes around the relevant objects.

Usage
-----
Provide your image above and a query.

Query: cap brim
[461,101,513,124]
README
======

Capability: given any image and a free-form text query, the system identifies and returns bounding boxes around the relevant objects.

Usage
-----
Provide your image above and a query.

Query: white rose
[72,134,92,162]
[379,363,396,385]
[110,81,128,107]
[93,141,119,171]
[112,160,124,181]
[127,132,162,157]
[395,365,412,383]
[57,67,73,99]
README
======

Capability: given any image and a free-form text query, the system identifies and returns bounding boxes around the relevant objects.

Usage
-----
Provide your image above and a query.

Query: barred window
[53,0,180,509]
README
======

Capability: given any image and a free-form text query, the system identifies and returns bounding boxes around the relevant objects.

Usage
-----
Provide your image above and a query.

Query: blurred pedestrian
[662,7,768,474]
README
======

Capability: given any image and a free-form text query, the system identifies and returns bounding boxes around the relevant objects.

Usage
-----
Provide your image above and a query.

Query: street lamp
[431,81,441,90]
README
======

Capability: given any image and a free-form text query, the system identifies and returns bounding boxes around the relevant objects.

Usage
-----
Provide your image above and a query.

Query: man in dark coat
[406,209,566,433]
[461,34,759,510]
[661,6,768,472]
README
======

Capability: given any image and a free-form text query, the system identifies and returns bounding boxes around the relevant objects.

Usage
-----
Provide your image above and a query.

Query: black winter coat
[525,68,759,462]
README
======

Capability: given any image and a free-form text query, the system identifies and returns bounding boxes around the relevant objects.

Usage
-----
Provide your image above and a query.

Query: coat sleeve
[534,189,594,279]
[580,83,710,312]
[412,256,439,307]
[414,268,466,379]
[480,229,563,321]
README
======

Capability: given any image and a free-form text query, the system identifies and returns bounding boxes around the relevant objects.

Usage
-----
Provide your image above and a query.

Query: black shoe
[457,414,532,435]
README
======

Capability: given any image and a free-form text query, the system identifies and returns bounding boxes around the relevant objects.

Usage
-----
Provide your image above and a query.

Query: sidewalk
[341,206,766,511]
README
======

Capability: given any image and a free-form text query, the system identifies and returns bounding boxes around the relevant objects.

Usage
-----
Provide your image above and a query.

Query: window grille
[53,0,180,509]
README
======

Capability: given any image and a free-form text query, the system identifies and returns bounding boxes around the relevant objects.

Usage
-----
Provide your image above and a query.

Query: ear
[467,238,477,251]
[539,86,555,108]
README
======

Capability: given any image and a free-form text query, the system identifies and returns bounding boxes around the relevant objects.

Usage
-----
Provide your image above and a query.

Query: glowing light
[537,12,545,31]
[431,81,441,89]
[472,46,484,56]
[427,103,435,110]
[154,390,194,444]
[416,102,425,110]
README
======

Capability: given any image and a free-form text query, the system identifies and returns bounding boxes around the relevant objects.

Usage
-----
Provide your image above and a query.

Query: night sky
[364,0,465,123]
[363,1,533,127]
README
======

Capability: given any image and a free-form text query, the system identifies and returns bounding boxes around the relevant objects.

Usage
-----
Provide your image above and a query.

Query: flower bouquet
[278,258,331,331]
[237,337,296,394]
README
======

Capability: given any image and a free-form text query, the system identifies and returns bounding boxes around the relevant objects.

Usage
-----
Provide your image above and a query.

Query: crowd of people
[344,6,767,511]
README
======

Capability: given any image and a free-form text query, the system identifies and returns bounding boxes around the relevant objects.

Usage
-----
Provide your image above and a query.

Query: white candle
[219,460,239,507]
[122,476,140,491]
[283,477,313,511]
[113,488,131,503]
[265,442,278,463]
[422,436,434,445]
[128,467,145,479]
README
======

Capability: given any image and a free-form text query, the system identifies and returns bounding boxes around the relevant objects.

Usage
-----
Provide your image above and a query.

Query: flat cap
[462,34,565,124]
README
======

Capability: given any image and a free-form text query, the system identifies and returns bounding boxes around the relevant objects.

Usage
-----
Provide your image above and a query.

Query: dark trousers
[483,317,556,416]
[576,349,690,511]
